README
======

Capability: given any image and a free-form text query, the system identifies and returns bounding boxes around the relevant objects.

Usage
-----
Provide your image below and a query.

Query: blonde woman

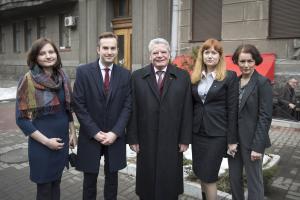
[191,39,238,200]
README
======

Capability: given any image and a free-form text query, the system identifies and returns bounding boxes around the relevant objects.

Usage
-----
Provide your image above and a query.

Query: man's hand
[251,151,262,161]
[94,131,106,142]
[289,103,296,109]
[130,144,140,153]
[100,132,117,145]
[179,144,189,152]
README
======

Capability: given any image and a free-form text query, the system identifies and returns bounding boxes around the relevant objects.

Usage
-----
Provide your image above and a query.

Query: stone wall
[177,0,299,59]
[177,0,300,92]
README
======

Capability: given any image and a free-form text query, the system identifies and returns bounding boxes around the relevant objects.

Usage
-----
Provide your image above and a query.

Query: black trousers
[83,147,118,200]
[36,179,61,200]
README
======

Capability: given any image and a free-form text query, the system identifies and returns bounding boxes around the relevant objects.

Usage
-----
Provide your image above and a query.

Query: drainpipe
[171,0,179,60]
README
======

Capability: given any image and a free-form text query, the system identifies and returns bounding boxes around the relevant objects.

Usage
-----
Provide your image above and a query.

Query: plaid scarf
[17,65,72,119]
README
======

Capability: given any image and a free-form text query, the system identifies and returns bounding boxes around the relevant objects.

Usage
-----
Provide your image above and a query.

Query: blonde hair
[191,38,226,84]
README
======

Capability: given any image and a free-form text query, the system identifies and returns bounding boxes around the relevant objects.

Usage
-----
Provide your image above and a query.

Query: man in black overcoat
[278,78,298,119]
[72,32,131,200]
[127,38,193,200]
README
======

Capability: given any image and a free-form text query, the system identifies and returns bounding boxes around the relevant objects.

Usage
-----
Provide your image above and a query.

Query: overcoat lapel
[192,84,203,104]
[239,70,259,112]
[106,64,120,105]
[143,65,160,102]
[161,65,176,102]
[90,60,106,100]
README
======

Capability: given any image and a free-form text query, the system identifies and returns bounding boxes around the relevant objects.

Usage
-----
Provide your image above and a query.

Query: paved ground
[1,80,300,199]
[267,125,300,200]
[0,101,198,200]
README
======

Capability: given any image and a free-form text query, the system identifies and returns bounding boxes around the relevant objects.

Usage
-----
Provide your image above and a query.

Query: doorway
[114,28,132,70]
[112,0,132,70]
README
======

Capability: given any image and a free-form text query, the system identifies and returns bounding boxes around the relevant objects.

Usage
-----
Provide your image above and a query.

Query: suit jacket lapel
[90,60,106,99]
[205,80,223,103]
[106,64,120,105]
[239,70,259,112]
[143,65,160,102]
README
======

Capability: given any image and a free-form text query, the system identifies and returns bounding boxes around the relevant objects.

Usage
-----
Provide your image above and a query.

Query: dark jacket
[238,70,272,153]
[192,70,238,144]
[278,83,296,107]
[278,83,296,119]
[127,64,193,200]
[72,60,131,173]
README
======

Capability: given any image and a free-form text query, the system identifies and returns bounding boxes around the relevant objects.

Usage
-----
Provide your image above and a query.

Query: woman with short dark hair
[16,38,77,200]
[229,44,272,200]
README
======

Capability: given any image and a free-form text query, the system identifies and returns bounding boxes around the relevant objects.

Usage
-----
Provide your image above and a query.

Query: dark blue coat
[72,60,131,173]
[16,86,70,184]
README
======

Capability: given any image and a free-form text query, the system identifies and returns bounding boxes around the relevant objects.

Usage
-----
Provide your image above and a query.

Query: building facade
[0,0,299,89]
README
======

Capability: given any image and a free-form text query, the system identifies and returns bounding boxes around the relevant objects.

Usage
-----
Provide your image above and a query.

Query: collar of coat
[142,64,178,79]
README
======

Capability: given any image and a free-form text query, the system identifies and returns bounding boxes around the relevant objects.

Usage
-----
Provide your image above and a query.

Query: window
[13,23,21,53]
[0,25,4,53]
[269,0,300,38]
[114,0,132,18]
[191,0,222,42]
[37,17,46,39]
[24,20,33,51]
[59,14,71,49]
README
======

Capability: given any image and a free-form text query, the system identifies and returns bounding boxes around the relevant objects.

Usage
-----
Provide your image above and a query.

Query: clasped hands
[94,131,117,145]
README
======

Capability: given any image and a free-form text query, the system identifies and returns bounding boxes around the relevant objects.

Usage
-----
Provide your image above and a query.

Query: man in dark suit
[127,38,192,200]
[72,32,131,200]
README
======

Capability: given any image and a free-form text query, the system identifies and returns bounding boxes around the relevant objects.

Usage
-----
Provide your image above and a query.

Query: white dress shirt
[197,70,216,103]
[99,60,113,81]
[154,66,167,83]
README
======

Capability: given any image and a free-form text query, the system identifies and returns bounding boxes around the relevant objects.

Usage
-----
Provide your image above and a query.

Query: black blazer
[72,60,132,173]
[192,70,238,144]
[238,70,272,153]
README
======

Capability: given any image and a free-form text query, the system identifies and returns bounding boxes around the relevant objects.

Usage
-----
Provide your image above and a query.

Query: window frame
[191,0,222,42]
[0,25,4,53]
[24,19,33,51]
[113,0,132,18]
[268,0,300,39]
[13,23,21,53]
[59,13,71,50]
[37,16,46,39]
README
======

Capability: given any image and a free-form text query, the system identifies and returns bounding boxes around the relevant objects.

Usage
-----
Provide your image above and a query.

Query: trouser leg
[51,179,61,200]
[228,149,245,200]
[37,182,52,200]
[83,172,98,200]
[242,148,264,200]
[103,148,118,200]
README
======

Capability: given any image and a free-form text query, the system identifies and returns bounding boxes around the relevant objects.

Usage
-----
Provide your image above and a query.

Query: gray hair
[148,38,171,53]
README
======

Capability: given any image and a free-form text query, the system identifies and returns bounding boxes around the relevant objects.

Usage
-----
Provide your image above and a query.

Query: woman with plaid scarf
[16,38,77,200]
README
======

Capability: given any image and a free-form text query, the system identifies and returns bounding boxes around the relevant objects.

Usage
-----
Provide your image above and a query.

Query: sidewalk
[1,88,300,199]
[0,101,197,200]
